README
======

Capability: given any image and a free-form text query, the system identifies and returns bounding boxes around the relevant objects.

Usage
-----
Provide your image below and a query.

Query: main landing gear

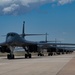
[24,47,32,58]
[48,52,53,56]
[7,46,15,59]
[38,53,44,56]
[37,48,44,56]
[7,54,14,59]
[25,53,31,58]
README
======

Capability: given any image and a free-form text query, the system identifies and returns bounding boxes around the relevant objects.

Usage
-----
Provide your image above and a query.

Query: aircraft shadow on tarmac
[3,56,48,60]
[3,55,74,60]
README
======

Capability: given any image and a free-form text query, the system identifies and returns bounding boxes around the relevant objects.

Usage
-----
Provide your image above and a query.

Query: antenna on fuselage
[22,21,25,38]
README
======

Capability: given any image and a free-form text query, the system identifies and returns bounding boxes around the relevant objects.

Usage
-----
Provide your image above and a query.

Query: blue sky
[0,0,75,43]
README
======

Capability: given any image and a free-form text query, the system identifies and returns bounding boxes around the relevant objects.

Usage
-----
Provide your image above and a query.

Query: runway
[0,53,75,75]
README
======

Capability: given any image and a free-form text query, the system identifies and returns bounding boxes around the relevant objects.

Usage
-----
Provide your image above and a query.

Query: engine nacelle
[47,47,56,52]
[0,46,10,53]
[28,45,38,52]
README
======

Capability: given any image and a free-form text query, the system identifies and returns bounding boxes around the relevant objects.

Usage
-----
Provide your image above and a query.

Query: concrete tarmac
[0,53,75,75]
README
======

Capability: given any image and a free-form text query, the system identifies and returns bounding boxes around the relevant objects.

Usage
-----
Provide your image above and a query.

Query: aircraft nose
[6,36,13,42]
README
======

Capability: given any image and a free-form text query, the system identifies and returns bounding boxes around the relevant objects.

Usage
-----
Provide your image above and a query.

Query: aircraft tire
[12,55,14,59]
[62,52,64,54]
[51,54,52,56]
[40,54,42,56]
[38,54,40,56]
[40,53,44,56]
[25,54,28,58]
[38,53,42,56]
[7,54,10,59]
[7,54,14,59]
[59,53,60,55]
[48,53,50,56]
[48,52,53,56]
[29,54,31,58]
[66,52,68,54]
[57,52,60,55]
[51,53,53,56]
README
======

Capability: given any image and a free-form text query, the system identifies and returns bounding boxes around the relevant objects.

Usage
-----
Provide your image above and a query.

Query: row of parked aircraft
[0,21,75,59]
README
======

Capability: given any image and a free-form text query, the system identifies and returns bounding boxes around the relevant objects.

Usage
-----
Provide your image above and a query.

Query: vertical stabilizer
[45,33,47,43]
[22,21,25,38]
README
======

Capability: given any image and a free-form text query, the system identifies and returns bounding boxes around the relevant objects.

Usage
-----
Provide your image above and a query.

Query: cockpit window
[7,33,15,37]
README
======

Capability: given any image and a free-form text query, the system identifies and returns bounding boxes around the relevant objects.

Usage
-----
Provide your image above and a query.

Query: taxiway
[0,53,75,75]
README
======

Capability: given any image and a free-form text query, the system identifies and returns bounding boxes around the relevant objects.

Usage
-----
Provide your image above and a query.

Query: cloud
[3,4,19,15]
[58,0,74,5]
[0,0,74,15]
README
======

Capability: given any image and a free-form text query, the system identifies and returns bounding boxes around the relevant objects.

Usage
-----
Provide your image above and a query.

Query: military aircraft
[0,21,75,59]
[39,33,74,55]
[0,21,48,59]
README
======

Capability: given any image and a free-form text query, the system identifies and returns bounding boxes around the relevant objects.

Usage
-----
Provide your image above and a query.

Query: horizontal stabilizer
[20,33,48,36]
